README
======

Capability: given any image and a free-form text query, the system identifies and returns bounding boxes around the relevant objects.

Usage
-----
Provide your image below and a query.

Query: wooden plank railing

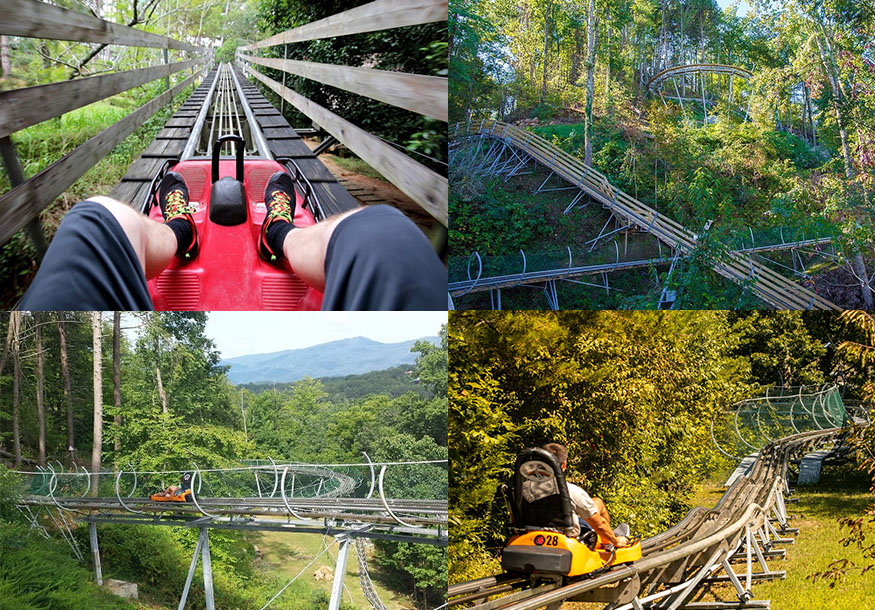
[236,0,447,227]
[237,0,446,51]
[0,0,200,50]
[0,73,200,246]
[0,58,204,139]
[455,120,839,310]
[236,54,446,121]
[0,0,207,251]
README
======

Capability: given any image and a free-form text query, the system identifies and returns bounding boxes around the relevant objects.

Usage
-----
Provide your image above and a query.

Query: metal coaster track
[451,120,839,310]
[647,64,753,91]
[15,458,448,544]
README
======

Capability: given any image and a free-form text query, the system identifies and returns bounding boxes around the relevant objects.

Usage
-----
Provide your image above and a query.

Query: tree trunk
[91,312,102,496]
[815,37,854,178]
[584,0,597,166]
[541,0,553,103]
[0,319,12,449]
[0,35,10,78]
[35,313,46,467]
[11,312,21,469]
[113,312,122,466]
[813,37,872,307]
[156,364,168,414]
[58,313,75,456]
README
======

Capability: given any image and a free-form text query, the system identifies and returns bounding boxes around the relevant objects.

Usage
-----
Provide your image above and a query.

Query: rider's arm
[584,513,625,547]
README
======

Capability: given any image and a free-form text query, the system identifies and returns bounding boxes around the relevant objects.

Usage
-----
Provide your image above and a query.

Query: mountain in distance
[219,335,438,384]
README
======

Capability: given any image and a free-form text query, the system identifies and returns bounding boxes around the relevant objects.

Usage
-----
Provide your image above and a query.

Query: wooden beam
[240,62,447,226]
[0,58,205,139]
[238,54,446,121]
[0,72,200,246]
[239,0,446,51]
[0,0,201,51]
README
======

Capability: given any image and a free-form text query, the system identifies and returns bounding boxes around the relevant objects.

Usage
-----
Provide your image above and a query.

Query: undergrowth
[0,79,194,307]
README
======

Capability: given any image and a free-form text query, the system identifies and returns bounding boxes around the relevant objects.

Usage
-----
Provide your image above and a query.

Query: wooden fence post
[163,48,170,90]
[280,45,287,115]
[0,136,47,258]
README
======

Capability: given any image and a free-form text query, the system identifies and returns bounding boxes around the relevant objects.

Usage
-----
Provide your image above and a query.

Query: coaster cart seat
[141,135,323,310]
[501,447,642,578]
[149,488,192,503]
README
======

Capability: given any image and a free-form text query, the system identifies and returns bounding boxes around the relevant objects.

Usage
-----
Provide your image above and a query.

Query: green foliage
[0,466,23,522]
[239,364,427,400]
[730,311,830,387]
[449,177,550,254]
[0,521,133,610]
[216,38,243,63]
[449,311,758,581]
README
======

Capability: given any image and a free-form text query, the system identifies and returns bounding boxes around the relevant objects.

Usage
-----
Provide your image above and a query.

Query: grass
[250,528,413,610]
[0,81,193,307]
[688,465,875,610]
[329,154,388,181]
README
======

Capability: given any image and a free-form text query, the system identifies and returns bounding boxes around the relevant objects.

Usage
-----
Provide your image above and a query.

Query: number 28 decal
[533,534,559,546]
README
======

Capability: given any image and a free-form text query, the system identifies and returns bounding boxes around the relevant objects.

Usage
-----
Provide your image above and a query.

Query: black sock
[167,217,194,255]
[266,220,293,257]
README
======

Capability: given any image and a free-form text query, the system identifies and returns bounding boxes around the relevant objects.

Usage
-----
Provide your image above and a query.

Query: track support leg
[88,522,103,586]
[178,527,212,610]
[329,536,352,610]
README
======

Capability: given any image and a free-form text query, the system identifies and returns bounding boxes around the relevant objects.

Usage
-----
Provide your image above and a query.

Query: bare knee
[86,196,147,251]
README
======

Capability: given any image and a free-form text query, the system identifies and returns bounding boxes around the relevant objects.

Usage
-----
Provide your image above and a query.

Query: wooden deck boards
[113,66,359,216]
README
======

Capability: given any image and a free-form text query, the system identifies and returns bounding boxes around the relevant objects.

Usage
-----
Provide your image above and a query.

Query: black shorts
[20,202,446,311]
[19,201,152,310]
[322,205,447,310]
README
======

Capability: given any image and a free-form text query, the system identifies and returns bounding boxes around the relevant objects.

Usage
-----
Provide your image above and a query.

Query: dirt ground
[302,138,441,238]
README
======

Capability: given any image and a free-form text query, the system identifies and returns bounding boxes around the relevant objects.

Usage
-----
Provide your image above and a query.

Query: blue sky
[204,312,447,359]
[717,0,751,16]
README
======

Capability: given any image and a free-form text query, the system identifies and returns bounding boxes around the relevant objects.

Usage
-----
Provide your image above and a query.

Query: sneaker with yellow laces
[259,171,297,261]
[158,171,199,260]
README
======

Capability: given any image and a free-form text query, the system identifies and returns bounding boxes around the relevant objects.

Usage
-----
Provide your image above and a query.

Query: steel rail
[229,64,272,158]
[182,67,221,160]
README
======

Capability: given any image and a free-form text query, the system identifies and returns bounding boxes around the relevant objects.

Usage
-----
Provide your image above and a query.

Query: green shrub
[0,521,132,610]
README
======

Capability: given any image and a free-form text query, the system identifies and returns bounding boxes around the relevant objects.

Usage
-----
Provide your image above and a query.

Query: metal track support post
[201,528,215,610]
[178,527,207,610]
[329,537,352,610]
[89,522,103,586]
[0,136,48,258]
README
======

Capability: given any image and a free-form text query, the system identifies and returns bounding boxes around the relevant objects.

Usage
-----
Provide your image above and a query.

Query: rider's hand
[615,536,629,548]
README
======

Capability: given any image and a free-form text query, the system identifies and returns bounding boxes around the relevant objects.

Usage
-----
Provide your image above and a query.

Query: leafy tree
[449,311,755,581]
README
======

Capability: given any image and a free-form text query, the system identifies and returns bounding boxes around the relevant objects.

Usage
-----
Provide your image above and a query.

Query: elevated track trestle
[450,120,839,310]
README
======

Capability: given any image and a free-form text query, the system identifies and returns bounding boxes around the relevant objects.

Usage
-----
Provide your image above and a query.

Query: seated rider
[541,443,629,548]
[18,172,446,311]
[156,472,192,499]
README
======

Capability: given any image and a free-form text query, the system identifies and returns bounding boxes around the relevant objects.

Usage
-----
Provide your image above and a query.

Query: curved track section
[647,63,753,91]
[15,459,448,545]
[449,425,847,609]
[451,120,839,310]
